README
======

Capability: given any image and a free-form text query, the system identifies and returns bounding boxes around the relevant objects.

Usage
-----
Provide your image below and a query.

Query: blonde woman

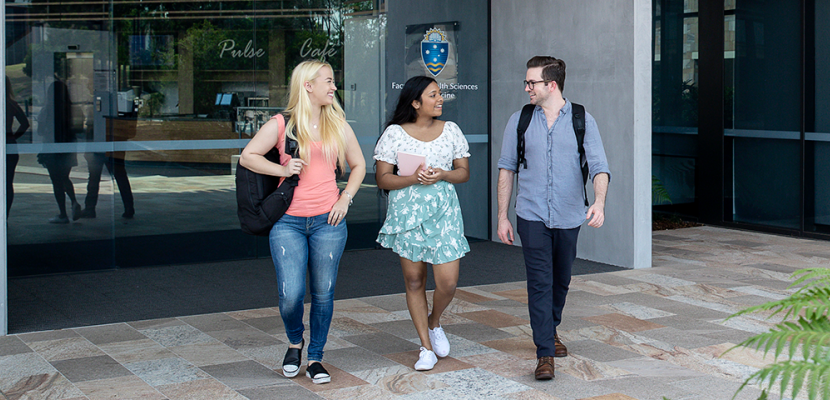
[240,60,366,384]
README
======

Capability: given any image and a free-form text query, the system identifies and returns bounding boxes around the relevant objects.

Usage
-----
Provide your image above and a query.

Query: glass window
[652,0,698,213]
[4,1,384,275]
[5,0,490,273]
[806,0,830,234]
[723,0,802,229]
[4,0,491,333]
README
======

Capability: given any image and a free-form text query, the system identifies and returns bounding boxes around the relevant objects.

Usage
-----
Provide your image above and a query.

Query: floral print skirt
[377,181,470,264]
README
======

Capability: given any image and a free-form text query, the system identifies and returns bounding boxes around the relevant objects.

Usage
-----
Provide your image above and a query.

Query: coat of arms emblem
[421,28,449,77]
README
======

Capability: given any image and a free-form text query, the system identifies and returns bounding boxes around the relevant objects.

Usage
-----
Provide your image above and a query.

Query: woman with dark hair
[240,60,366,384]
[6,76,30,215]
[374,75,470,371]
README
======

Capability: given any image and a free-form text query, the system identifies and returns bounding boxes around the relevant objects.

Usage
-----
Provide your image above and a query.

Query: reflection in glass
[6,75,30,216]
[4,1,383,275]
[652,0,698,214]
[806,0,830,234]
[38,60,81,224]
[724,0,801,229]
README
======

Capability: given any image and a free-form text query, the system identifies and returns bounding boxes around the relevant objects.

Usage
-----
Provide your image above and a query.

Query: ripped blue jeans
[270,212,347,362]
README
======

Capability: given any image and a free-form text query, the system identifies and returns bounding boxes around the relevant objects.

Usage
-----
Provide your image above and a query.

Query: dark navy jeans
[516,216,580,358]
[270,213,347,362]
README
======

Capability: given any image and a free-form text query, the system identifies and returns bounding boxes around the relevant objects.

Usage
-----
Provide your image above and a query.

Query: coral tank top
[273,114,340,217]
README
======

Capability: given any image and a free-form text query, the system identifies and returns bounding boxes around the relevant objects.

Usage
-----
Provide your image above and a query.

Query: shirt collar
[533,98,572,116]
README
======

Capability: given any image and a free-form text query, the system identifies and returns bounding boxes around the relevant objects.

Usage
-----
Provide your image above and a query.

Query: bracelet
[342,190,353,206]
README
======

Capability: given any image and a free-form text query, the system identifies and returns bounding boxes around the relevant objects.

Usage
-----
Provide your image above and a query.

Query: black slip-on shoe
[305,362,331,384]
[282,339,304,378]
[71,203,82,221]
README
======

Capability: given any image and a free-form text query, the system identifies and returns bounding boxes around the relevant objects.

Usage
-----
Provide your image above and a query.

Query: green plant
[724,267,830,400]
[138,92,166,117]
[652,175,672,205]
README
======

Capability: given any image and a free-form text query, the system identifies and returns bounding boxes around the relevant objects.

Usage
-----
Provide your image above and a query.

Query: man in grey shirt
[497,56,610,380]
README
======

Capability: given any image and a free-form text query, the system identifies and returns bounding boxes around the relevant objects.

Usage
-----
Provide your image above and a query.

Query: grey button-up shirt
[498,100,611,229]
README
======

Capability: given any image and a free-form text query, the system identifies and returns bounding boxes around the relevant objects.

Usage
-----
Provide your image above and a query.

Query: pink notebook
[397,151,426,176]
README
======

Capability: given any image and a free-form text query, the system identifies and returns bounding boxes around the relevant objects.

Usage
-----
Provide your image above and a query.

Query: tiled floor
[2,226,827,400]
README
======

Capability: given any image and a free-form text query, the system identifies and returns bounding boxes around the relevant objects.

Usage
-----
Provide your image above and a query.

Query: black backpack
[236,115,300,236]
[516,103,589,207]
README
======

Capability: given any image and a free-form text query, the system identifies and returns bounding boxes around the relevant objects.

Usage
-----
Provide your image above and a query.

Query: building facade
[3,0,825,335]
[1,0,499,335]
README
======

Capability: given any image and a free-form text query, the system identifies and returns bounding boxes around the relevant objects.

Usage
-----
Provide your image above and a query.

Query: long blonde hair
[284,60,347,171]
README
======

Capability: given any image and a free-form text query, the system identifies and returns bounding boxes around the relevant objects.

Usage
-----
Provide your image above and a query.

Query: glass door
[723,0,802,229]
[343,12,386,248]
[805,0,830,235]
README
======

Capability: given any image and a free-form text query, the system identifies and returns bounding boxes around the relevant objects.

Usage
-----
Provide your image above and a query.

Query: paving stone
[324,346,403,372]
[51,355,133,383]
[123,357,209,387]
[367,320,419,340]
[343,331,422,355]
[565,340,642,362]
[16,329,80,343]
[443,322,515,343]
[0,336,32,357]
[179,313,252,333]
[360,294,410,312]
[238,383,324,399]
[240,315,284,335]
[73,323,147,345]
[199,360,283,390]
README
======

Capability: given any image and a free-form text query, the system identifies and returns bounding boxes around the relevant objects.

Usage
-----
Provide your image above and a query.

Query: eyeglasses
[523,79,551,89]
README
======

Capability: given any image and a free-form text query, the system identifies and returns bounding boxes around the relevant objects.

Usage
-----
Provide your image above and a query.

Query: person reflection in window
[81,152,135,219]
[37,78,81,224]
[6,76,30,216]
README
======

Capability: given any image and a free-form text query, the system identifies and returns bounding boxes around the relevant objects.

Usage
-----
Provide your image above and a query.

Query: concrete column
[269,30,287,107]
[490,0,652,269]
[178,31,194,114]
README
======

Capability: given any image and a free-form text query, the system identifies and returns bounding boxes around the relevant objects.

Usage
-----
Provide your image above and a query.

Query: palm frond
[730,317,830,361]
[734,360,830,400]
[652,175,672,205]
[726,286,830,322]
[725,266,830,400]
[791,268,830,291]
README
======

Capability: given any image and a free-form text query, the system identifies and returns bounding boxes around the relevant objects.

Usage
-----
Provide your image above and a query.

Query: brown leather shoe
[535,356,555,380]
[554,334,568,357]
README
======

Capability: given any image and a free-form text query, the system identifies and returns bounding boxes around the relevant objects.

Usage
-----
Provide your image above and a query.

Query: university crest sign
[421,28,449,77]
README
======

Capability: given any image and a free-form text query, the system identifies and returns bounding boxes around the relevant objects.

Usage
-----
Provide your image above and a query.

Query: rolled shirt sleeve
[583,112,611,183]
[497,111,521,172]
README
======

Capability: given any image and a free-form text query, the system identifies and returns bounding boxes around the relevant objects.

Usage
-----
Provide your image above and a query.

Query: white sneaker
[414,347,437,371]
[428,326,450,357]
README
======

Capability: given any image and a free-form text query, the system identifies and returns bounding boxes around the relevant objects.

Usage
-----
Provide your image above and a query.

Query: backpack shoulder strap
[279,113,300,183]
[571,103,589,207]
[516,104,535,170]
[281,113,299,158]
